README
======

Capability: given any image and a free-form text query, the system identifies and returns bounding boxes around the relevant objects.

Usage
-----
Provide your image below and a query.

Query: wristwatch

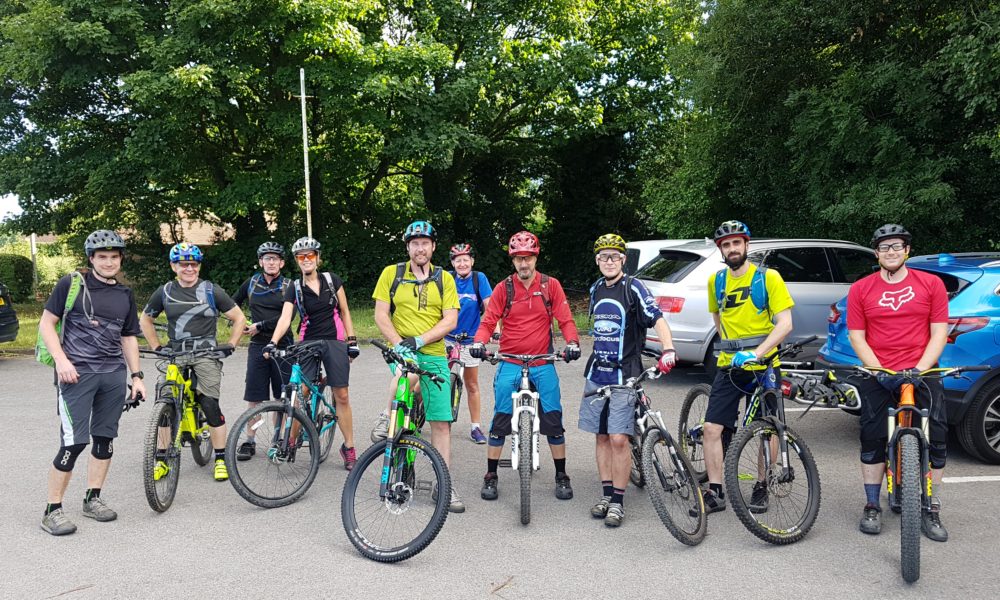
[131,371,144,380]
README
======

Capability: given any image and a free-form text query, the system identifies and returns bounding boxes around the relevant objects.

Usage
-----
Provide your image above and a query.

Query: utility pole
[298,68,313,237]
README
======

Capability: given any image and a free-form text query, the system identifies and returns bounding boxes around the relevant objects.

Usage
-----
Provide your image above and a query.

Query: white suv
[637,238,875,370]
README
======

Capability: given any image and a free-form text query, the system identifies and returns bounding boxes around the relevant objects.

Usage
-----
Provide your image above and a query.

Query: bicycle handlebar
[721,334,819,372]
[270,340,326,360]
[486,351,567,365]
[825,363,991,380]
[140,346,230,360]
[371,340,446,384]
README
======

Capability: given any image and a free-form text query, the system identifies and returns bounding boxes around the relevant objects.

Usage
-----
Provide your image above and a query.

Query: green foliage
[0,253,33,300]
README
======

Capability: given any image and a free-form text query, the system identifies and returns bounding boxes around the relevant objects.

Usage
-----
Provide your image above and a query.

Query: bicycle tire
[629,435,645,488]
[143,398,181,512]
[724,420,821,545]
[341,436,450,562]
[678,384,711,483]
[900,434,921,583]
[518,410,533,525]
[314,386,338,464]
[642,428,707,545]
[450,370,463,423]
[225,401,320,509]
[190,403,213,467]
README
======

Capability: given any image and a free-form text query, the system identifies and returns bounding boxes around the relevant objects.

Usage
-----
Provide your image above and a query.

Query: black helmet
[871,224,911,248]
[84,230,126,257]
[257,241,284,258]
[713,220,751,245]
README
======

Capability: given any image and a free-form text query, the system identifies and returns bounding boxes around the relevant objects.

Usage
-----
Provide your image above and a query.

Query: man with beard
[699,220,794,515]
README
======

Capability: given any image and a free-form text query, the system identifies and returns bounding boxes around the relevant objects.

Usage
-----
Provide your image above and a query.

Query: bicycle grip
[371,339,390,352]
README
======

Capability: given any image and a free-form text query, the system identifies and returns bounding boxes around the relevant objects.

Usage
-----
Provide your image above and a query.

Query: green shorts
[392,353,451,422]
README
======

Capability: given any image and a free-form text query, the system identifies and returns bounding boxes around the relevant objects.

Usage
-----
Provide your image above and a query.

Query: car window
[912,269,970,299]
[625,249,640,275]
[830,248,876,283]
[636,251,704,283]
[762,247,833,283]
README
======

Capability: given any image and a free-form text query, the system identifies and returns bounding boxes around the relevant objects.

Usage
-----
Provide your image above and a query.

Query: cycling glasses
[876,243,906,252]
[295,252,318,262]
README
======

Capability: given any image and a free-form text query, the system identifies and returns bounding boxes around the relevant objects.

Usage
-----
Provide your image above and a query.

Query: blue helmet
[169,242,203,263]
[404,220,436,242]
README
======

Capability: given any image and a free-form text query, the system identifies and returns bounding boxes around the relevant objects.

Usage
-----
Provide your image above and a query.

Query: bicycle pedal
[498,458,512,468]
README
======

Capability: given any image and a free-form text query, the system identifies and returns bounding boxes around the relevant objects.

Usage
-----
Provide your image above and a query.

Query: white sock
[471,423,481,431]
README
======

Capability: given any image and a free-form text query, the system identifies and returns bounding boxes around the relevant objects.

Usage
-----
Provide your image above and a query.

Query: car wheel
[702,334,720,378]
[963,379,1000,464]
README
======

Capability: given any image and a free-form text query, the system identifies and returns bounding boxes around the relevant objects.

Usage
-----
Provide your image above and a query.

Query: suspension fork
[886,382,932,509]
[380,374,415,499]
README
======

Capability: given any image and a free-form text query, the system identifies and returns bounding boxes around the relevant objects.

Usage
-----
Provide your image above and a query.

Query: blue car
[818,252,1000,464]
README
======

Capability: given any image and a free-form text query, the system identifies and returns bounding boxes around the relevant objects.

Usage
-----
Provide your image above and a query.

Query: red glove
[658,349,677,374]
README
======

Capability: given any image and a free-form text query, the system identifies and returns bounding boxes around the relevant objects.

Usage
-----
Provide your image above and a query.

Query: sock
[709,482,724,498]
[864,483,881,506]
[471,423,481,431]
[45,503,62,516]
[487,458,499,475]
[601,480,613,498]
[84,488,101,502]
[611,487,625,506]
[554,458,566,475]
[342,442,353,450]
[214,448,225,461]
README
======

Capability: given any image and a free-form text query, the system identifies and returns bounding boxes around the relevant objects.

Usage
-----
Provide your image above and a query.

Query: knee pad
[539,410,564,437]
[929,441,947,470]
[860,438,886,465]
[53,444,87,472]
[488,433,506,448]
[546,435,565,446]
[91,436,114,460]
[199,396,225,427]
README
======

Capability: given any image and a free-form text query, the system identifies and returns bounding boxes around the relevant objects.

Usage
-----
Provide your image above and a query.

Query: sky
[1,194,22,220]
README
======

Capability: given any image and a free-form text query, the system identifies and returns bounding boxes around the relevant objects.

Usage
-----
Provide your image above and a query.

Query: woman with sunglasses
[266,237,359,470]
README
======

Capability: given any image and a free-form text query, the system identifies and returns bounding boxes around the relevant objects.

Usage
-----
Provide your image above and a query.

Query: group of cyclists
[37,219,955,547]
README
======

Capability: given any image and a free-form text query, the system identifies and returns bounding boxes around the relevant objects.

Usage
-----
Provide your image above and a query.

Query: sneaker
[921,503,948,542]
[748,481,769,514]
[41,508,77,536]
[604,502,624,527]
[691,489,726,517]
[470,426,487,445]
[859,503,882,535]
[214,458,228,481]
[340,444,357,471]
[591,496,611,519]
[370,411,389,442]
[554,472,573,500]
[82,497,118,522]
[449,489,466,514]
[481,472,499,500]
[236,441,256,462]
[153,460,170,481]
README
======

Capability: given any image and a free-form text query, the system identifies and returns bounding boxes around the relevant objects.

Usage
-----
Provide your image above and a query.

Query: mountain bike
[341,340,451,562]
[141,346,228,512]
[826,364,989,583]
[780,363,862,416]
[444,332,472,422]
[585,354,706,545]
[225,340,336,508]
[484,348,570,525]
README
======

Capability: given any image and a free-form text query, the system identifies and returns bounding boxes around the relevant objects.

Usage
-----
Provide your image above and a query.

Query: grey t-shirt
[143,279,236,349]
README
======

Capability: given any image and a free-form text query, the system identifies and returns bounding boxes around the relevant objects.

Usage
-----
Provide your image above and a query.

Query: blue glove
[393,343,417,361]
[731,350,757,367]
[399,336,425,352]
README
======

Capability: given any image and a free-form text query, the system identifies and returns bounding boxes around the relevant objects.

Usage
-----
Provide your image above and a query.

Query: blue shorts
[489,360,564,437]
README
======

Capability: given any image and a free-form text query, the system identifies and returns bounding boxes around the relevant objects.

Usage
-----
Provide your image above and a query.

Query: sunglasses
[177,262,201,270]
[295,252,318,262]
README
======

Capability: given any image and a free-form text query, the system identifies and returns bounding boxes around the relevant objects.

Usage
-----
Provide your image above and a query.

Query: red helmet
[508,231,540,256]
[449,243,473,260]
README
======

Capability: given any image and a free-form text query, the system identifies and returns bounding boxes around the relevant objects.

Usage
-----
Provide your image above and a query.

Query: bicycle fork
[510,399,540,472]
[885,404,933,511]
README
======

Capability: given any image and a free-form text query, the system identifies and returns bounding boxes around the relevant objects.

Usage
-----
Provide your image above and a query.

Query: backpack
[450,270,485,314]
[388,262,444,315]
[293,272,339,331]
[714,265,769,316]
[587,275,638,318]
[500,274,553,320]
[164,280,217,315]
[36,272,85,367]
[248,272,286,299]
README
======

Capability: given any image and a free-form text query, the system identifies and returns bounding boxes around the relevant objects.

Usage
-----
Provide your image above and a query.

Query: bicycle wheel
[225,401,320,509]
[341,435,450,562]
[629,435,645,488]
[450,369,463,423]
[899,434,921,583]
[190,402,213,466]
[518,410,533,525]
[678,384,711,483]
[314,386,338,464]
[724,420,821,545]
[143,398,181,512]
[642,428,707,545]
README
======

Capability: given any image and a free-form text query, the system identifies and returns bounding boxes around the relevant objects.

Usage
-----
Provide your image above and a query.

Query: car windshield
[636,250,704,283]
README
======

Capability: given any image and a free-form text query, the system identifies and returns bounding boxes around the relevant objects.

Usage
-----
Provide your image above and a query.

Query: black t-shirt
[585,276,663,385]
[282,272,344,341]
[143,279,237,349]
[44,271,141,373]
[233,272,292,345]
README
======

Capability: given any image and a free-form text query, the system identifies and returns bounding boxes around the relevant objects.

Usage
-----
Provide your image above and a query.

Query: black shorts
[853,375,948,445]
[300,339,351,388]
[56,369,127,445]
[245,342,292,401]
[705,368,780,429]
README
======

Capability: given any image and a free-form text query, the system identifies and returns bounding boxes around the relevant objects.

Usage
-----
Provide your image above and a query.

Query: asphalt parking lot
[1,344,996,599]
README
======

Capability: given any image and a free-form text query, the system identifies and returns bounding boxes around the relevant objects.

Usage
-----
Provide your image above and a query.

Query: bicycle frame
[156,360,207,452]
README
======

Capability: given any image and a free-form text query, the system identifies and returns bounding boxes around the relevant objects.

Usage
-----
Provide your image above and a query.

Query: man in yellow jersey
[699,220,794,515]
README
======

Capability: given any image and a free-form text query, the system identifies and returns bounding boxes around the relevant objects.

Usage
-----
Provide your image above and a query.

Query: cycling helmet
[449,243,473,260]
[871,224,912,248]
[713,220,751,245]
[291,236,321,254]
[593,233,627,255]
[404,220,437,242]
[84,230,126,257]
[257,241,284,258]
[169,242,203,263]
[508,231,540,256]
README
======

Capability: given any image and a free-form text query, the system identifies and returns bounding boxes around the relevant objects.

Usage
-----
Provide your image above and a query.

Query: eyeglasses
[876,243,906,253]
[295,252,318,262]
[177,262,200,270]
[596,253,624,263]
[260,256,282,263]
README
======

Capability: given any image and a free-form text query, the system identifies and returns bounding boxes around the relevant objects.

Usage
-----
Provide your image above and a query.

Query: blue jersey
[449,271,492,343]
[585,276,663,385]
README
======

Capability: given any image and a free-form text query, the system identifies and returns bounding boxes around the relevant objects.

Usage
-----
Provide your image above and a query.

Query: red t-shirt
[846,269,949,370]
[474,272,579,360]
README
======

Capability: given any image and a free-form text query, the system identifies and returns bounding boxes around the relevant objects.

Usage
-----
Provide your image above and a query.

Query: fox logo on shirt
[878,286,915,312]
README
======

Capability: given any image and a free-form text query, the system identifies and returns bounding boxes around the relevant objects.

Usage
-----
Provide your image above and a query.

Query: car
[625,239,700,275]
[637,238,876,372]
[818,252,1000,464]
[0,280,19,343]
